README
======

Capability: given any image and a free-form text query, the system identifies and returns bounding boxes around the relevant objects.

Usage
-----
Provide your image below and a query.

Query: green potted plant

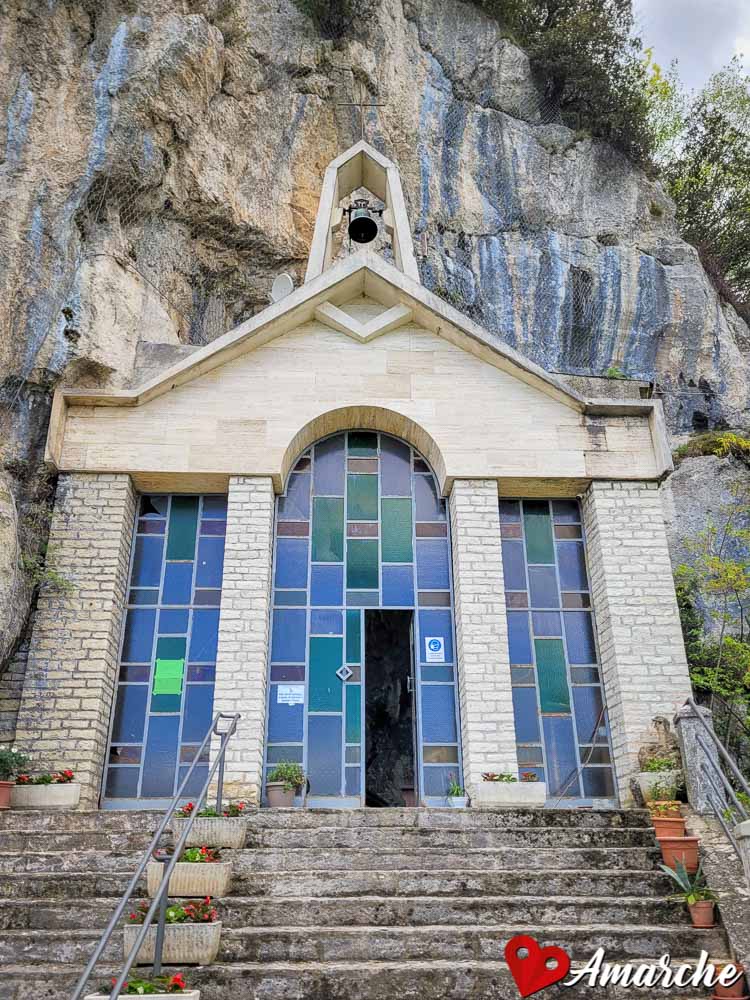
[123,898,221,966]
[0,748,30,809]
[265,762,306,808]
[660,859,718,928]
[147,846,232,899]
[12,768,81,810]
[171,800,248,850]
[446,774,467,808]
[649,799,686,838]
[474,770,546,808]
[638,755,682,802]
[85,972,198,998]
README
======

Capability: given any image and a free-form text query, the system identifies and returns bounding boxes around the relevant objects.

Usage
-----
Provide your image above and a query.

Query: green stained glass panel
[153,659,184,696]
[523,501,555,564]
[346,684,361,743]
[381,498,413,562]
[535,638,571,713]
[312,497,344,562]
[309,636,343,711]
[347,539,379,590]
[348,432,378,456]
[346,609,361,664]
[348,474,378,520]
[166,496,199,560]
[155,636,186,662]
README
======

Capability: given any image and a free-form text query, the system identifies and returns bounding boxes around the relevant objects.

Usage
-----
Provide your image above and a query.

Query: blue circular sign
[428,639,442,652]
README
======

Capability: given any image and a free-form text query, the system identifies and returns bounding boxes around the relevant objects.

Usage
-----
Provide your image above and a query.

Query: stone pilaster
[449,479,518,797]
[212,476,275,804]
[581,480,692,804]
[14,473,136,808]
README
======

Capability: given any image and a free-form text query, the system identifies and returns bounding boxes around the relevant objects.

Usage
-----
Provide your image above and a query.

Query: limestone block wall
[13,473,136,807]
[211,476,275,803]
[582,480,692,803]
[449,479,518,795]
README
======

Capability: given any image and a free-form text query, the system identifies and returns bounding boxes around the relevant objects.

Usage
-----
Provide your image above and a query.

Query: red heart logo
[505,934,571,998]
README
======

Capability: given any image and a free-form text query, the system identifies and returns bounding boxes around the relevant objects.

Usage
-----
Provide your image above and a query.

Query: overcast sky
[634,0,750,91]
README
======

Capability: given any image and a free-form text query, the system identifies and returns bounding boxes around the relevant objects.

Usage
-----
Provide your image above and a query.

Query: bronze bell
[347,198,381,244]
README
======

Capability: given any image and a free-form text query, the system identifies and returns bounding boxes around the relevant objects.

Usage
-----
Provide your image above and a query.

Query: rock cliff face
[2,0,749,678]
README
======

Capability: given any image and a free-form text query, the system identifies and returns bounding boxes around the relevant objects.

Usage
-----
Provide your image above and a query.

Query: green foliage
[643,755,675,773]
[645,778,679,802]
[101,974,187,995]
[661,57,750,315]
[660,860,717,905]
[447,774,465,797]
[128,898,217,924]
[267,761,306,792]
[673,431,750,467]
[472,0,658,166]
[482,772,517,782]
[179,846,222,863]
[604,365,625,379]
[0,747,30,781]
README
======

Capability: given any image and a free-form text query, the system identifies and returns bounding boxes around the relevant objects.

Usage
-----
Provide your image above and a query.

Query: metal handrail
[70,712,240,1000]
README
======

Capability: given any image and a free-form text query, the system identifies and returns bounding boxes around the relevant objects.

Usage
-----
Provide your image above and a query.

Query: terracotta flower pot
[266,782,294,808]
[713,963,747,999]
[0,781,13,810]
[649,800,682,817]
[658,835,700,872]
[688,900,715,928]
[653,815,686,839]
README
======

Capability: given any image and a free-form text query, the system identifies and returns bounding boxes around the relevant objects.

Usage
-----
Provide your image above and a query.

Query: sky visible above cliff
[636,0,750,90]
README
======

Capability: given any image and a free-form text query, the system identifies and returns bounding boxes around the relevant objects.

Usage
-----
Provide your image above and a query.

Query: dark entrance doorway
[364,610,417,807]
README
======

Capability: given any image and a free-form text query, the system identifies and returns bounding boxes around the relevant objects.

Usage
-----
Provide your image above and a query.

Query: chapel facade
[9,142,691,810]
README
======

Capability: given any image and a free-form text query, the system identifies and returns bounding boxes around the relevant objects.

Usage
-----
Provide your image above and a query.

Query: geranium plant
[179,846,221,864]
[176,800,247,818]
[16,768,75,785]
[128,897,218,925]
[0,748,30,781]
[103,972,187,995]
[520,771,539,783]
[482,772,517,782]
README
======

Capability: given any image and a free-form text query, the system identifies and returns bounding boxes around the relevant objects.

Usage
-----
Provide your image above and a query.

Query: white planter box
[171,815,247,849]
[146,860,232,898]
[86,992,200,1000]
[123,921,221,965]
[473,782,546,808]
[11,782,81,810]
[447,796,468,808]
[637,771,681,801]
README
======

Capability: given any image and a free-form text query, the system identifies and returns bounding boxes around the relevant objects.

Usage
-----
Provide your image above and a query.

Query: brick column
[581,481,692,804]
[212,476,275,804]
[14,473,136,808]
[449,479,518,797]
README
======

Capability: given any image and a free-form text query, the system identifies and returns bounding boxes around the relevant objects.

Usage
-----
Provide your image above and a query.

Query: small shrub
[673,431,750,467]
[643,755,676,773]
[0,748,30,781]
[447,774,465,797]
[267,762,306,792]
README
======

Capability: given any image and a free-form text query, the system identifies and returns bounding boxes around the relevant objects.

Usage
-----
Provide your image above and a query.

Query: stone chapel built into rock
[11,141,691,810]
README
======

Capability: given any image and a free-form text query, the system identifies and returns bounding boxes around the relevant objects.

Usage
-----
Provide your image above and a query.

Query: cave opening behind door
[365,610,416,807]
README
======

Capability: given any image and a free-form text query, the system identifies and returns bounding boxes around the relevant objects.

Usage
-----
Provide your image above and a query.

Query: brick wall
[582,480,692,803]
[211,476,275,803]
[13,473,136,807]
[449,479,518,794]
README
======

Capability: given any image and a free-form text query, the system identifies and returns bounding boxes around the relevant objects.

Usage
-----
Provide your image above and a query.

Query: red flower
[170,972,186,987]
[204,895,211,904]
[16,774,30,784]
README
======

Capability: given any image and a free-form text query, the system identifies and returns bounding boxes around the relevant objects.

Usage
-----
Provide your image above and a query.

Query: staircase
[0,807,732,999]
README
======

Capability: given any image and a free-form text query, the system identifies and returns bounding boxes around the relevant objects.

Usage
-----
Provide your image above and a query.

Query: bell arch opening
[265,430,462,806]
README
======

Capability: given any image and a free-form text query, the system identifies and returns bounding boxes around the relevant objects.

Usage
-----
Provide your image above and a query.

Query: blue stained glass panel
[132,536,164,587]
[141,716,180,797]
[314,435,345,496]
[307,715,342,796]
[507,611,532,664]
[178,764,208,796]
[196,536,225,589]
[543,716,581,797]
[188,609,220,662]
[112,686,148,742]
[501,541,527,590]
[573,685,605,743]
[416,539,450,590]
[564,612,597,664]
[274,590,307,606]
[499,500,521,523]
[532,611,562,636]
[121,609,156,662]
[271,609,307,662]
[311,564,343,606]
[423,766,454,796]
[552,500,580,523]
[345,767,360,796]
[512,687,540,743]
[528,566,559,608]
[105,767,139,798]
[278,472,311,521]
[267,690,304,742]
[274,538,309,589]
[202,496,227,519]
[421,685,457,743]
[158,609,189,634]
[162,563,193,605]
[382,565,414,607]
[418,609,454,663]
[380,436,411,496]
[311,609,343,635]
[414,474,445,521]
[182,684,214,742]
[557,541,588,590]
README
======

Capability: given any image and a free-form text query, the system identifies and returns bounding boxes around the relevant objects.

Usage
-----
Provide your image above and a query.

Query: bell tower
[304,140,420,285]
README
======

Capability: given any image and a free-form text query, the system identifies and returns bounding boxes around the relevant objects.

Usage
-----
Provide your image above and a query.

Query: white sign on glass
[277,684,304,705]
[424,636,445,663]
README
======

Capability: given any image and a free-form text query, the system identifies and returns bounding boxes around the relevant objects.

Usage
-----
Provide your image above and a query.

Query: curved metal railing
[70,712,240,1000]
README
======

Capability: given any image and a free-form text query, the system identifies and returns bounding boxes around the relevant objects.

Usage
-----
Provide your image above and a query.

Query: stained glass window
[500,498,615,800]
[105,495,227,803]
[266,432,461,801]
